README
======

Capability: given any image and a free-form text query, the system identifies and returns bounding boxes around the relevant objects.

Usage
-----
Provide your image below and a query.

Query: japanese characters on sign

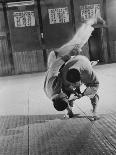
[13,11,35,27]
[48,7,69,24]
[80,4,101,22]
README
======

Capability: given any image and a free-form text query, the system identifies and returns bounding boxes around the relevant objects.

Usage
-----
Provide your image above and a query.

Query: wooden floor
[0,63,116,154]
[0,113,116,155]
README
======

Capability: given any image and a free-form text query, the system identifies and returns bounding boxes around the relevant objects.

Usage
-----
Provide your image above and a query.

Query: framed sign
[48,7,69,24]
[80,4,101,21]
[13,11,35,27]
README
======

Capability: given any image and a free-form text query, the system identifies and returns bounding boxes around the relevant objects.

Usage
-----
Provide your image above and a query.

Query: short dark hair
[66,68,80,83]
[52,95,68,111]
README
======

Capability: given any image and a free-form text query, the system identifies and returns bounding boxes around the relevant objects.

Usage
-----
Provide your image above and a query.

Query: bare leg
[90,94,99,114]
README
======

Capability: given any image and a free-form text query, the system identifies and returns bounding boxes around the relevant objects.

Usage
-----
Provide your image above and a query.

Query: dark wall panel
[106,0,116,41]
[0,3,13,75]
[73,0,104,29]
[7,1,42,52]
[40,0,75,49]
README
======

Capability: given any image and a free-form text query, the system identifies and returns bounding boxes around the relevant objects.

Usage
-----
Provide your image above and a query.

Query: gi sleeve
[82,70,99,97]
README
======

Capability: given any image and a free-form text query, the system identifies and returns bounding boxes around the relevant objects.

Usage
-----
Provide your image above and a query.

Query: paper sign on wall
[48,7,69,24]
[13,11,35,27]
[80,4,101,21]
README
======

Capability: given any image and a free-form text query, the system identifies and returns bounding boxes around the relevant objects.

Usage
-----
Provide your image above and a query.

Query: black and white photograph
[0,0,116,154]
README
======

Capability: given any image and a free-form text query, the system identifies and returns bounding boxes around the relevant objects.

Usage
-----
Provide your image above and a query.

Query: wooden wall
[0,3,13,76]
[106,0,116,62]
[0,0,116,76]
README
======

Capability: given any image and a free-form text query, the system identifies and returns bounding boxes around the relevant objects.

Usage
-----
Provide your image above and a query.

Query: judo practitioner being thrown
[44,13,105,118]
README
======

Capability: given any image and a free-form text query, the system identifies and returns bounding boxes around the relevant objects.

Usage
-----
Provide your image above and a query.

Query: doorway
[88,28,102,62]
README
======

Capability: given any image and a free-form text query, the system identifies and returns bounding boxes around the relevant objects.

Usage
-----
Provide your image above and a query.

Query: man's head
[52,93,69,111]
[66,68,81,83]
